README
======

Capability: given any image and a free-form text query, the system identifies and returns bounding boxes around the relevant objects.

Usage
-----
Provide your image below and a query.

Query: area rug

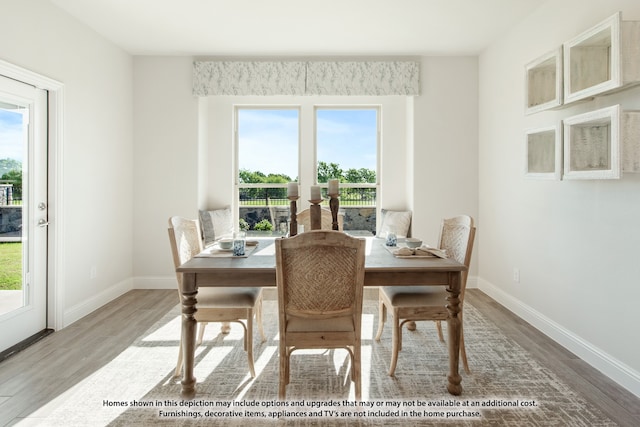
[27,300,616,426]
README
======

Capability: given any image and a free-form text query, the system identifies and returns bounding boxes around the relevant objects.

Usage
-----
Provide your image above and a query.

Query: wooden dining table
[176,236,467,398]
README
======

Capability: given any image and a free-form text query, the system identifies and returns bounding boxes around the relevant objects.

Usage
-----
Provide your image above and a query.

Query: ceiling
[50,0,545,56]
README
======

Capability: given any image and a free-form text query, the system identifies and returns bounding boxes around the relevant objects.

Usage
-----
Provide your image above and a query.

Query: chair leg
[246,310,256,378]
[221,322,231,334]
[436,320,445,342]
[374,297,386,341]
[196,322,207,346]
[353,343,361,400]
[348,347,355,379]
[256,295,266,342]
[285,348,291,385]
[278,344,288,399]
[174,338,183,377]
[460,319,470,374]
[389,309,401,376]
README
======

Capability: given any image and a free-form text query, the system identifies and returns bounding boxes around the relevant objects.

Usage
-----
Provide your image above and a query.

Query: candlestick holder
[308,199,323,230]
[329,194,340,230]
[288,196,299,236]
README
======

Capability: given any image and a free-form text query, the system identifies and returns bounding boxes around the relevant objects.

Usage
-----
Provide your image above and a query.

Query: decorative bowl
[405,238,423,248]
[218,238,233,249]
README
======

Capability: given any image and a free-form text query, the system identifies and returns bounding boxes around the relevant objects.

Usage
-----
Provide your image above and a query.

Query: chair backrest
[275,230,365,321]
[296,208,344,231]
[437,215,476,290]
[168,216,203,291]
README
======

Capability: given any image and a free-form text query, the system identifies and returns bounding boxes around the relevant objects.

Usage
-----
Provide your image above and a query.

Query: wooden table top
[177,236,466,287]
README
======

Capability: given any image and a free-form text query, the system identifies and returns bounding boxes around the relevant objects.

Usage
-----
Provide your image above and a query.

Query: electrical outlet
[90,266,97,279]
[513,267,520,283]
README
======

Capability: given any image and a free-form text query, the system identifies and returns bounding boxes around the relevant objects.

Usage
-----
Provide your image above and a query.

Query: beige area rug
[27,300,616,426]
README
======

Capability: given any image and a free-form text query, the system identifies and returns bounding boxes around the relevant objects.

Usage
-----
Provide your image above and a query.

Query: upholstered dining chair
[374,215,476,376]
[168,216,265,378]
[275,230,366,399]
[296,207,344,231]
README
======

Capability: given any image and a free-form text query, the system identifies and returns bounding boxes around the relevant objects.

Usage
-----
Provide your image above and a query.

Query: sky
[238,108,377,180]
[0,108,25,163]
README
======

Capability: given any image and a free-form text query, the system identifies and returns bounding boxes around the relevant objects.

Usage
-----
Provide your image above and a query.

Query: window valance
[193,60,420,96]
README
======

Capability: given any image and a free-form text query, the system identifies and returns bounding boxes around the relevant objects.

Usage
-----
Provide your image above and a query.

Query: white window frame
[223,95,409,234]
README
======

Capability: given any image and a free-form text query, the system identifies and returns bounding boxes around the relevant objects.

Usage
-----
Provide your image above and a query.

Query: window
[236,108,299,233]
[235,104,379,234]
[315,107,378,207]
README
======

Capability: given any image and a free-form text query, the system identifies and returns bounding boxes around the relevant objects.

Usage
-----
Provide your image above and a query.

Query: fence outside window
[238,185,376,207]
[0,184,20,206]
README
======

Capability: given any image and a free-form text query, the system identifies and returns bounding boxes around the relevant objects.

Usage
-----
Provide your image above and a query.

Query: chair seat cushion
[380,286,448,307]
[197,287,262,308]
[286,315,355,332]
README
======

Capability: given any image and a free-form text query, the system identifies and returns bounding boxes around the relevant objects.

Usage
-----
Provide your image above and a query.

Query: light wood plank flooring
[0,289,638,426]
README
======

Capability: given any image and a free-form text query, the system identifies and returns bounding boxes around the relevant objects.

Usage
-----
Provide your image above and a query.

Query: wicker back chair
[168,216,265,378]
[296,207,344,231]
[275,230,366,399]
[374,215,476,376]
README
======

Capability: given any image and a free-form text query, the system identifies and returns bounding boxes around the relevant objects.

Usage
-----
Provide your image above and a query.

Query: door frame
[0,59,65,330]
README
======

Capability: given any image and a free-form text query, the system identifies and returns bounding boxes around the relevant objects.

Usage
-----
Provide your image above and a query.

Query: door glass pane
[0,103,26,315]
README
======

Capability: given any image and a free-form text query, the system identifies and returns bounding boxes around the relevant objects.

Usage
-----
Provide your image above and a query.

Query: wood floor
[0,289,638,426]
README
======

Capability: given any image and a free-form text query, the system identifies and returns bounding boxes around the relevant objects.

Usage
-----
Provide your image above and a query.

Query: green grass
[0,242,22,290]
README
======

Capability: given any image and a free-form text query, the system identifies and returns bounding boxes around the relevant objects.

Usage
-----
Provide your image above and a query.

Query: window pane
[316,108,377,183]
[316,108,377,208]
[237,108,298,235]
[237,109,299,182]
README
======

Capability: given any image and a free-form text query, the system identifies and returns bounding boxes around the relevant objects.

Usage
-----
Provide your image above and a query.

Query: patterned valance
[306,61,419,96]
[193,60,420,96]
[193,61,306,96]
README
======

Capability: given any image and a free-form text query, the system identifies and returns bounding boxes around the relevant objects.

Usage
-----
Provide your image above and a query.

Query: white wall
[412,57,479,279]
[131,57,199,287]
[132,57,199,284]
[479,0,640,396]
[0,0,134,326]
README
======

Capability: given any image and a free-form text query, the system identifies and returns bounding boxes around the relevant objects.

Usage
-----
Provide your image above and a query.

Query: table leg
[445,271,462,395]
[180,273,198,398]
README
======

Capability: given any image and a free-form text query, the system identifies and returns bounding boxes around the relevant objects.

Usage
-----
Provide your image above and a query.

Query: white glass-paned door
[0,75,48,353]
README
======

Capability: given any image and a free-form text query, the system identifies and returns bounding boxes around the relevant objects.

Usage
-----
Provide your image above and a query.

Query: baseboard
[466,275,478,289]
[478,277,640,398]
[133,276,176,290]
[63,278,133,327]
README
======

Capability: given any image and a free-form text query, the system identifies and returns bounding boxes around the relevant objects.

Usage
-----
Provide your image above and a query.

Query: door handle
[38,219,49,227]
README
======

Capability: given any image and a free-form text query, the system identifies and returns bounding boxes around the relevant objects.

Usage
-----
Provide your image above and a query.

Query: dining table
[175,235,467,398]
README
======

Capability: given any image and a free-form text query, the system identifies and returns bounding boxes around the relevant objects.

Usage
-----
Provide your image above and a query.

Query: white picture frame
[525,125,562,180]
[563,12,640,104]
[525,48,563,114]
[563,105,620,180]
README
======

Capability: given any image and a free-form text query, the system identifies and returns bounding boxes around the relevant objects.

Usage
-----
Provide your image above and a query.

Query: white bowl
[218,238,233,249]
[405,238,422,248]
